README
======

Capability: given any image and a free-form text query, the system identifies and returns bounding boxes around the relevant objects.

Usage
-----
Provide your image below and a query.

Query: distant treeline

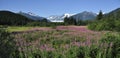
[0,11,33,25]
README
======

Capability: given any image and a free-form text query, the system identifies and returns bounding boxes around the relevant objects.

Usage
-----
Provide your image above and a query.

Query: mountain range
[18,11,46,21]
[104,8,120,19]
[17,11,97,22]
[47,11,97,22]
[72,11,97,21]
[47,13,74,22]
[1,8,120,23]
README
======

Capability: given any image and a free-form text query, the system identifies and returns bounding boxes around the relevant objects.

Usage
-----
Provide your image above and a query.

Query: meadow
[1,26,119,58]
[0,3,120,58]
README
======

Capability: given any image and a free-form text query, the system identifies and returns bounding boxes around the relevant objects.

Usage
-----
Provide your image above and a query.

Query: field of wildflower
[8,26,120,58]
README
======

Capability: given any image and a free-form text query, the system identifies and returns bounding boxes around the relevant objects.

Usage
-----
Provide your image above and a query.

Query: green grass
[2,26,120,58]
[7,26,32,32]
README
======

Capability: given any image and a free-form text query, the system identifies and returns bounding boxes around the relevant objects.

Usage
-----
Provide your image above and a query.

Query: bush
[0,28,17,58]
[115,20,120,31]
[88,18,120,31]
[88,21,97,30]
[100,33,120,58]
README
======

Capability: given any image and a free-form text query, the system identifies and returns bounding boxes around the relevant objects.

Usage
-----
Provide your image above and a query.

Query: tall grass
[1,28,120,58]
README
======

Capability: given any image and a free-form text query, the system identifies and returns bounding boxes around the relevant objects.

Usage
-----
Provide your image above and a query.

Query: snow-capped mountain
[47,13,74,22]
[18,11,46,21]
[18,11,97,22]
[72,11,97,21]
[47,11,97,22]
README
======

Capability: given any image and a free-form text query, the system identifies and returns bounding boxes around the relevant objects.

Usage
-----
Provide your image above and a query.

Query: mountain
[18,11,47,21]
[104,8,120,19]
[72,11,97,21]
[47,13,74,22]
[47,11,97,22]
[0,11,33,25]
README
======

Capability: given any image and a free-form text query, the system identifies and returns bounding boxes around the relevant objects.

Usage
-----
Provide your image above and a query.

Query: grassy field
[1,26,120,58]
[7,26,34,32]
[6,26,53,32]
[10,26,112,58]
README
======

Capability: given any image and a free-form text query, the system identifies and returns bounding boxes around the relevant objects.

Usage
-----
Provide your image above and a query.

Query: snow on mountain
[47,13,74,22]
[18,11,97,22]
[18,11,46,21]
[62,13,74,18]
[47,11,97,22]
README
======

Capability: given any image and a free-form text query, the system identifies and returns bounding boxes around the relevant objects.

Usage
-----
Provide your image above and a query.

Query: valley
[0,2,120,58]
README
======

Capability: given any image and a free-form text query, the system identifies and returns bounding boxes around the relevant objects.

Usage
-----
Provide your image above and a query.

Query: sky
[0,0,120,17]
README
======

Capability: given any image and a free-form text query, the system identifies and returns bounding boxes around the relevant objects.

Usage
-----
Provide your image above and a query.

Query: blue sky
[0,0,120,17]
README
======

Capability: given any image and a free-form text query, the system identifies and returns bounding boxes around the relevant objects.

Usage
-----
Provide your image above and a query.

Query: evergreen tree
[42,18,48,22]
[96,10,103,20]
[64,17,69,25]
[69,17,76,25]
[64,17,76,25]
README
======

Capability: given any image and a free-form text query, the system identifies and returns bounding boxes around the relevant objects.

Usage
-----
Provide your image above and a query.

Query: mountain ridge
[18,11,46,21]
[47,11,97,22]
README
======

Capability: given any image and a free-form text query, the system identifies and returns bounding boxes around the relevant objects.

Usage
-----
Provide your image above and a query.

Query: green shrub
[100,33,120,58]
[88,18,120,31]
[88,21,97,30]
[100,33,119,43]
[0,28,17,58]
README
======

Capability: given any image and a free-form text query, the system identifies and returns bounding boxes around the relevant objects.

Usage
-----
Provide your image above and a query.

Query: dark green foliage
[100,33,118,43]
[88,19,120,31]
[26,22,47,27]
[64,17,77,25]
[64,17,93,26]
[0,11,34,26]
[100,33,120,58]
[64,17,68,25]
[77,47,85,58]
[96,10,103,20]
[114,20,120,31]
[88,8,120,31]
[41,18,49,22]
[46,51,54,58]
[31,50,42,58]
[77,20,93,26]
[77,20,85,25]
[105,8,120,20]
[26,22,64,27]
[112,40,120,58]
[0,28,17,58]
[89,48,99,58]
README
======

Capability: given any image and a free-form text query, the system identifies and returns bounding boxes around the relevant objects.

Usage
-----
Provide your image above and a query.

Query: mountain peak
[27,12,39,16]
[18,11,46,20]
[115,8,120,10]
[47,11,97,22]
[62,13,74,18]
[81,11,96,15]
[72,11,97,20]
[47,13,74,22]
[82,11,89,13]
